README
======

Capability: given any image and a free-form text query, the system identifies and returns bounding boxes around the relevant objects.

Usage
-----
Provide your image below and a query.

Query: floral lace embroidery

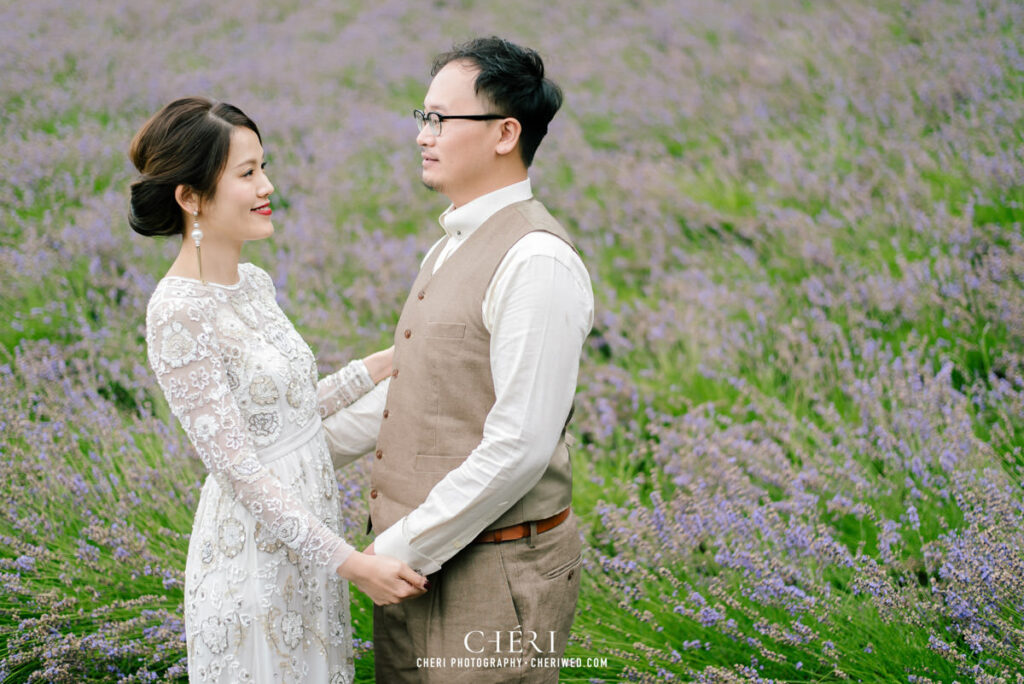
[318,359,374,419]
[146,264,371,682]
[148,270,345,564]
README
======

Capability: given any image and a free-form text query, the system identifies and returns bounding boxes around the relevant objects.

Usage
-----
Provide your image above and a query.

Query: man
[324,36,593,683]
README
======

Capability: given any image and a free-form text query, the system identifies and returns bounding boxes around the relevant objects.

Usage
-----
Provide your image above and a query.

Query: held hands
[361,346,395,385]
[336,548,428,606]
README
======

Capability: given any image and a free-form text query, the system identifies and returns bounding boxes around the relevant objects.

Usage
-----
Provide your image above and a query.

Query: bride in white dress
[129,97,427,683]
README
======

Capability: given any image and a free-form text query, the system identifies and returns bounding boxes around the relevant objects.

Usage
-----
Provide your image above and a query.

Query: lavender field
[2,0,1023,681]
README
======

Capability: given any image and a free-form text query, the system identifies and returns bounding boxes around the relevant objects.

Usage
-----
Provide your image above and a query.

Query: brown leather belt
[472,508,571,544]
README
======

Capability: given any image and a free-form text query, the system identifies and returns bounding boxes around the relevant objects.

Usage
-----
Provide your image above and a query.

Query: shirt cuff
[373,520,443,576]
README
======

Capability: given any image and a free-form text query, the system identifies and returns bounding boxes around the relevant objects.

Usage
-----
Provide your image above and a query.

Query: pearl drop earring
[191,210,205,284]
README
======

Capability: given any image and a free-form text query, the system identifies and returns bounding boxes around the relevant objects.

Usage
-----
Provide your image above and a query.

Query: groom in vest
[368,37,593,683]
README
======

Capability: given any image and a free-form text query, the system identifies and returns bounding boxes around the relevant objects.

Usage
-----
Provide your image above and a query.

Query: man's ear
[495,117,522,157]
[174,185,199,215]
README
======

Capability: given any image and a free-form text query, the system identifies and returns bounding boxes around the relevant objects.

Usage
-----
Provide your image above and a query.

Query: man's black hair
[432,37,563,167]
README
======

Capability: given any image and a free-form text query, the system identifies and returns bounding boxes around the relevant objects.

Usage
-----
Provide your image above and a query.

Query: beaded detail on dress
[146,263,368,683]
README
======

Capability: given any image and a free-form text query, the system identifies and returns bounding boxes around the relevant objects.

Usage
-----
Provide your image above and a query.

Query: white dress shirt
[322,178,594,574]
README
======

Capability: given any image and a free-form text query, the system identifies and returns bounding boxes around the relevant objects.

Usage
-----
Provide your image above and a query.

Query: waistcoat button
[404,329,411,339]
[383,409,389,419]
[375,449,383,459]
[392,368,399,378]
[417,291,425,300]
[370,489,378,499]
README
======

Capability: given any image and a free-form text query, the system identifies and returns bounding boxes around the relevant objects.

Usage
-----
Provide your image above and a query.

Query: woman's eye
[243,169,253,177]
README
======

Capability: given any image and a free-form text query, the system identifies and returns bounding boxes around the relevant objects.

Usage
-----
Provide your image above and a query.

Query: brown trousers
[374,514,582,683]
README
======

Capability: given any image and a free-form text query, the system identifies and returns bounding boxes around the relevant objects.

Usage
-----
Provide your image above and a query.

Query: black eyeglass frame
[413,109,507,136]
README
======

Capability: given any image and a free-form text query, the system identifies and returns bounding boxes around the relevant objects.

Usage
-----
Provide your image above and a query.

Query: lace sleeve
[146,293,354,573]
[317,360,375,419]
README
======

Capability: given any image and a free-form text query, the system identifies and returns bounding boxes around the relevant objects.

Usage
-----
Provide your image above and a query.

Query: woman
[130,97,426,683]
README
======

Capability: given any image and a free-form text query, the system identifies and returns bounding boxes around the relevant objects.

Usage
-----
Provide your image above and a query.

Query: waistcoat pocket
[414,454,465,472]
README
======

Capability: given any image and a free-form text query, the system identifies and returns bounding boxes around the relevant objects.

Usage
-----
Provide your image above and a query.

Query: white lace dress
[146,263,372,684]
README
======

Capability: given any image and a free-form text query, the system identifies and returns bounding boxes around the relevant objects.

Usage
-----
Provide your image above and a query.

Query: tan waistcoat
[370,198,575,533]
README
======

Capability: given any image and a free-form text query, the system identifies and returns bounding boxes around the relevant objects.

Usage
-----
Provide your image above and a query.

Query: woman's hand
[336,551,428,605]
[361,346,394,384]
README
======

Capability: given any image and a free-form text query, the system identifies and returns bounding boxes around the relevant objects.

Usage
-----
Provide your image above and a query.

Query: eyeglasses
[413,109,506,137]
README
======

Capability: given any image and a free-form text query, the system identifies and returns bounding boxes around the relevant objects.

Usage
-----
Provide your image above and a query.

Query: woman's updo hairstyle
[128,96,261,238]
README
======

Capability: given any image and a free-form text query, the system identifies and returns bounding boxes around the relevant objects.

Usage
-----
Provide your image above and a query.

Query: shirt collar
[438,178,533,240]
